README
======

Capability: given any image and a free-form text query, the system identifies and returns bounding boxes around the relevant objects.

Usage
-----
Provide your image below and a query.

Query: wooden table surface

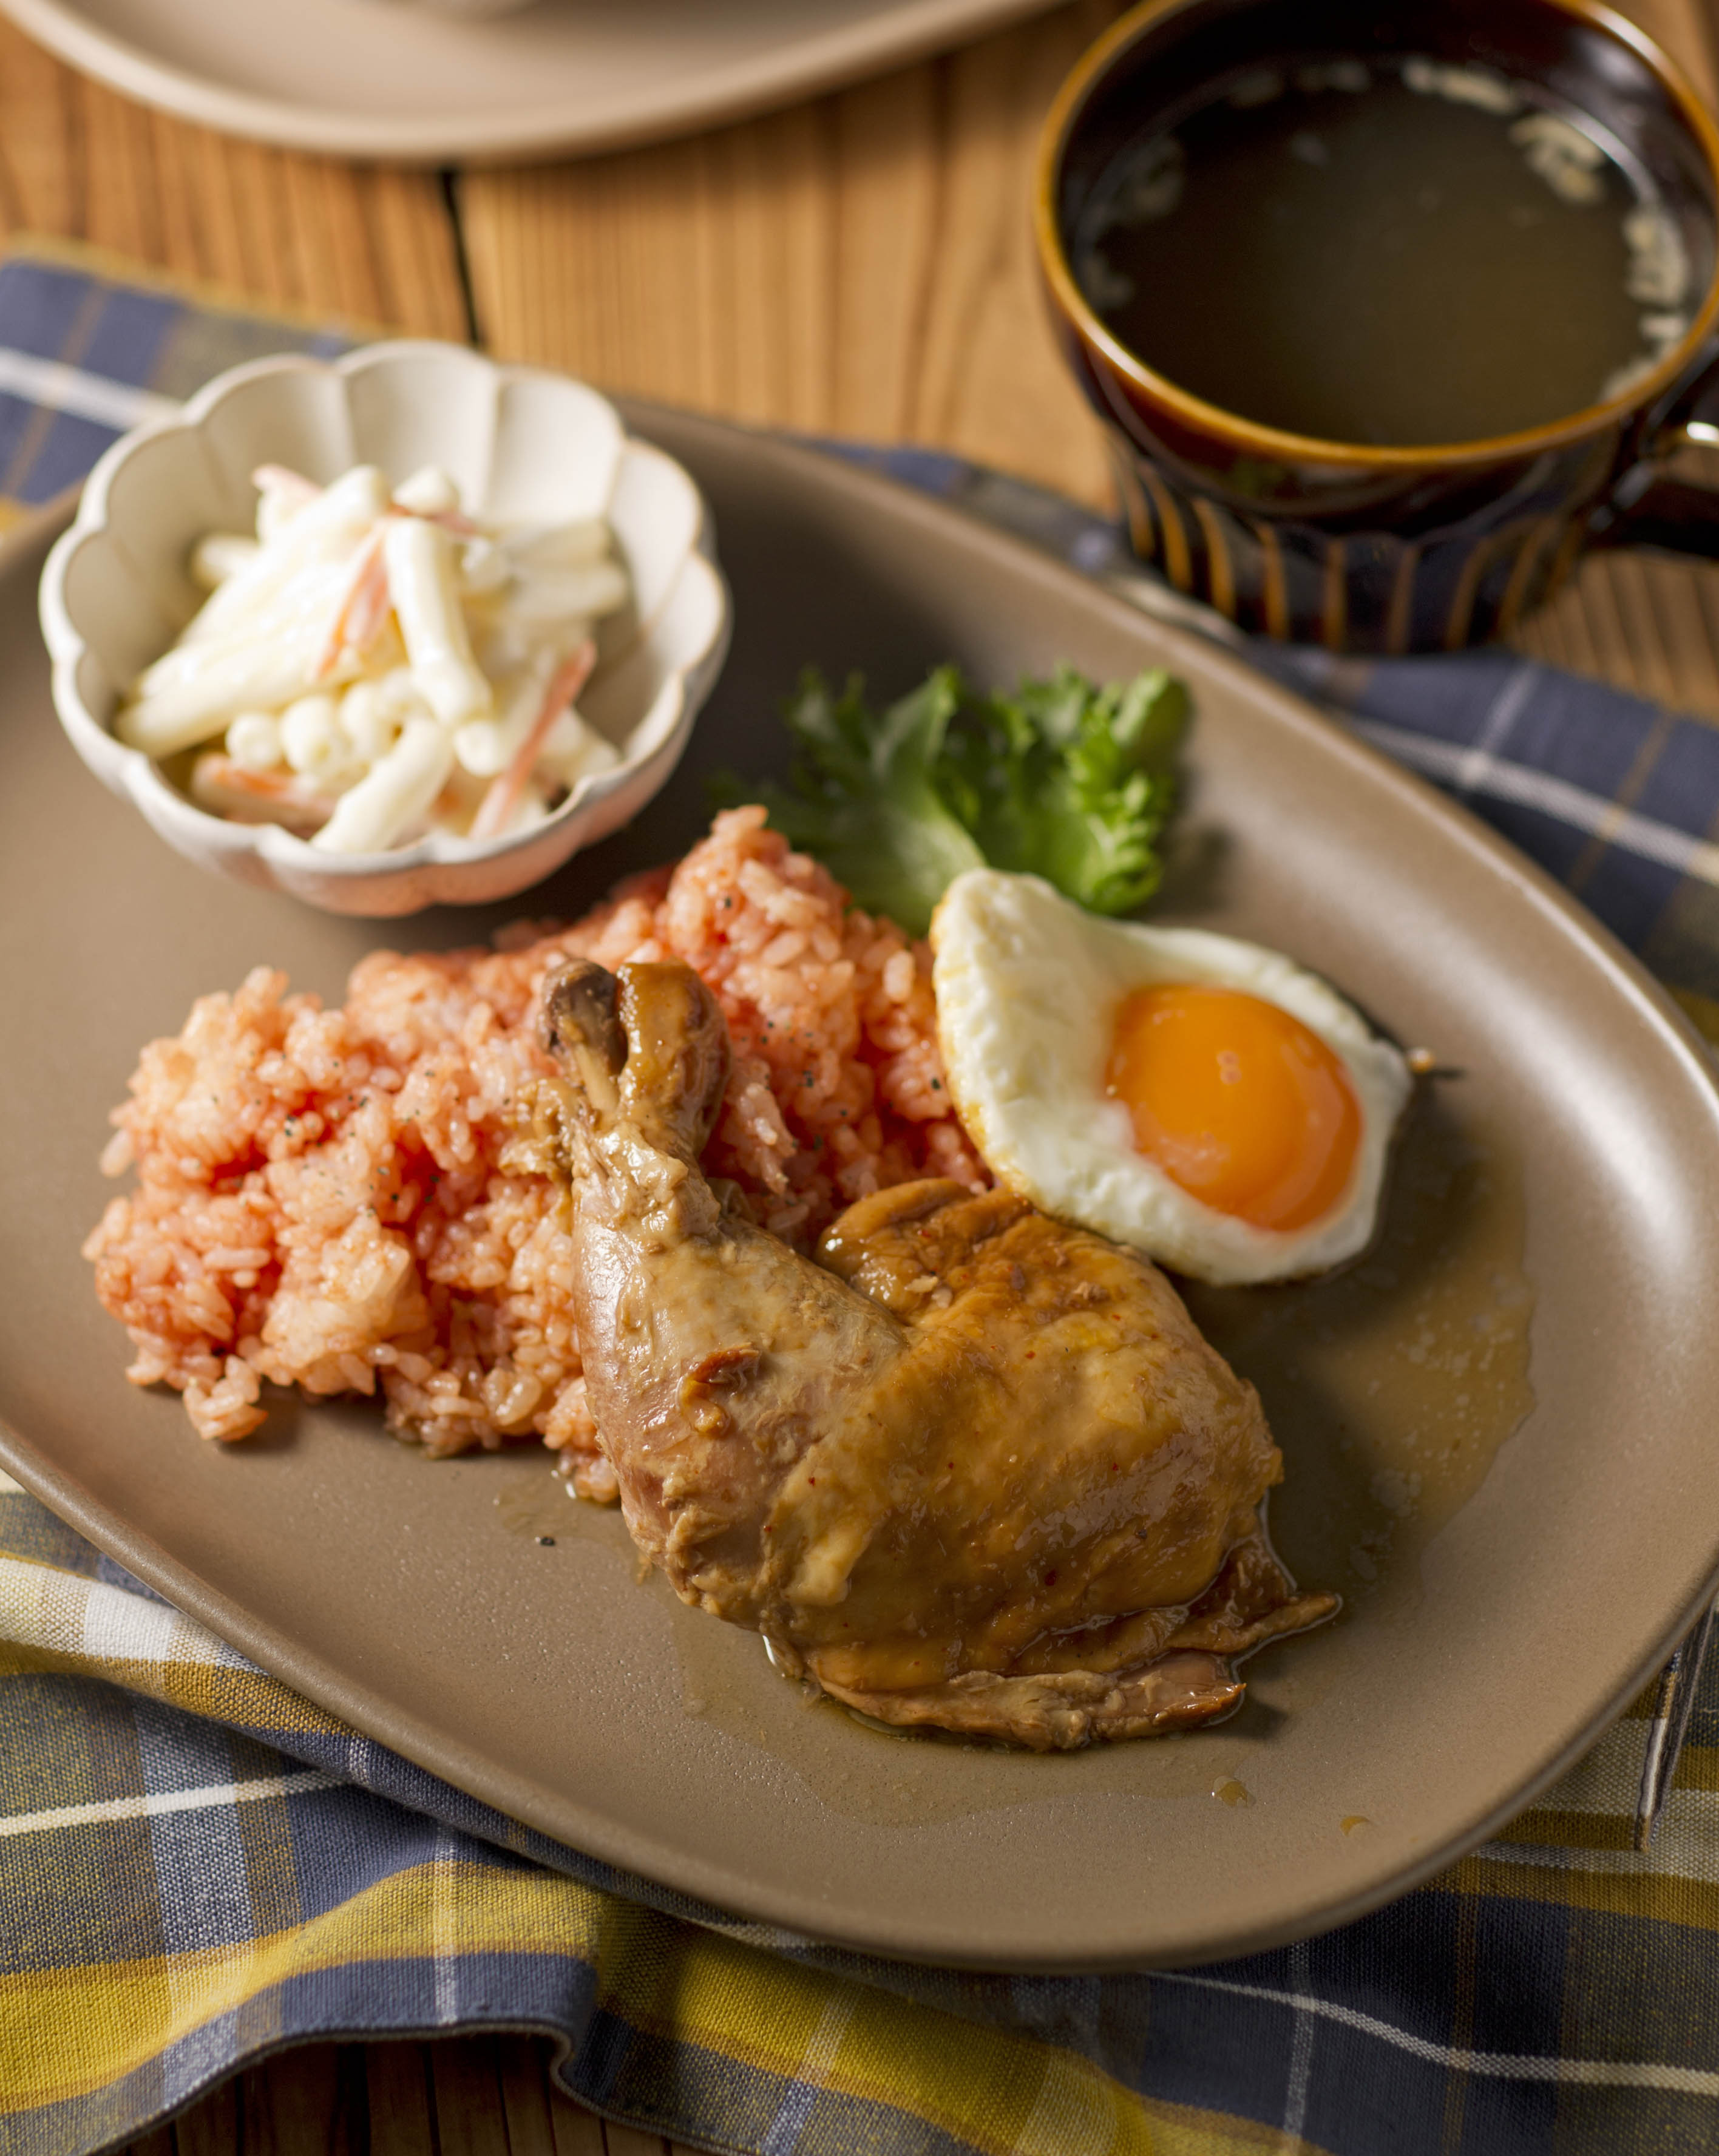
[0,1,1714,2148]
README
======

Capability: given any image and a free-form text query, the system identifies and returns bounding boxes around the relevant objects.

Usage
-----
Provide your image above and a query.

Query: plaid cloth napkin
[6,237,1719,2156]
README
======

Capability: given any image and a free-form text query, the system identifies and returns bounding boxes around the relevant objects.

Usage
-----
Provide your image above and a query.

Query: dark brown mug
[1035,0,1719,652]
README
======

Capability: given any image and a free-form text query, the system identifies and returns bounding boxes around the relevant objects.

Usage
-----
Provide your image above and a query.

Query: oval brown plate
[5,412,1719,1972]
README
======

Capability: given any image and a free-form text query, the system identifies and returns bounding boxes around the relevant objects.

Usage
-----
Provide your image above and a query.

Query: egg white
[930,869,1412,1285]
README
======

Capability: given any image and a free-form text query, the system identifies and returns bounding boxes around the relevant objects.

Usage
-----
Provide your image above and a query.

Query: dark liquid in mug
[1074,58,1686,446]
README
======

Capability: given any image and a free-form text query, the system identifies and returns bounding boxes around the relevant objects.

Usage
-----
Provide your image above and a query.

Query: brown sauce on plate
[1183,1091,1535,1604]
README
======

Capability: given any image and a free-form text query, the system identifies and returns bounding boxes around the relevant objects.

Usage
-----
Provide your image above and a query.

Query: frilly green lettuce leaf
[716,662,1187,937]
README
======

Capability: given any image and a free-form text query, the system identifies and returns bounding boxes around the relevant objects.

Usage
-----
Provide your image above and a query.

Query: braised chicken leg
[538,956,1335,1749]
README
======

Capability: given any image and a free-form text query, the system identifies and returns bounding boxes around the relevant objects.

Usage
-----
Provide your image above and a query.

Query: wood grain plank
[0,17,466,333]
[492,2034,558,2156]
[826,67,943,440]
[904,2,1124,496]
[712,110,838,429]
[118,2128,174,2156]
[1511,543,1719,722]
[602,2124,673,2156]
[428,2033,512,2156]
[546,2071,610,2156]
[1613,552,1711,711]
[458,117,837,425]
[365,2039,438,2156]
[168,2069,240,2156]
[461,1,1130,504]
[1510,577,1584,678]
[236,2045,359,2156]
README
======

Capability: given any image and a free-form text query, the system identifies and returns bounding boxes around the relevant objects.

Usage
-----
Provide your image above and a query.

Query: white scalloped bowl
[38,342,731,915]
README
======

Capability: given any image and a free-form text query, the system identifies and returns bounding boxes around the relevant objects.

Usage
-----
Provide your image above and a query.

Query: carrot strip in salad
[471,640,597,841]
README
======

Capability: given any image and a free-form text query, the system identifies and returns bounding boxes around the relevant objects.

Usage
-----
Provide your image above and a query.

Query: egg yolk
[1104,982,1361,1231]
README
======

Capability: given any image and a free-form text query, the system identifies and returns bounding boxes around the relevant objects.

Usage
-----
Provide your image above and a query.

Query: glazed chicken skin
[538,955,1336,1750]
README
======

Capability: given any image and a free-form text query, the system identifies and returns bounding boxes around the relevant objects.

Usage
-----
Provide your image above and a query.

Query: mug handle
[1595,362,1719,557]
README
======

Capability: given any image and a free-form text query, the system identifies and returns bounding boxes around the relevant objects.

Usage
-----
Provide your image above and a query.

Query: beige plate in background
[0,0,1062,162]
[5,412,1719,1970]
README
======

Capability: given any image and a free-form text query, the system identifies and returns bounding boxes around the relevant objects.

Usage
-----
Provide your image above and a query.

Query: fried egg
[930,869,1412,1285]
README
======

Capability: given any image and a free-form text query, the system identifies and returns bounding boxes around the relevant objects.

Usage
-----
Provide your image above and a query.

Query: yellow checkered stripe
[0,1856,1321,2156]
[0,1550,350,1735]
